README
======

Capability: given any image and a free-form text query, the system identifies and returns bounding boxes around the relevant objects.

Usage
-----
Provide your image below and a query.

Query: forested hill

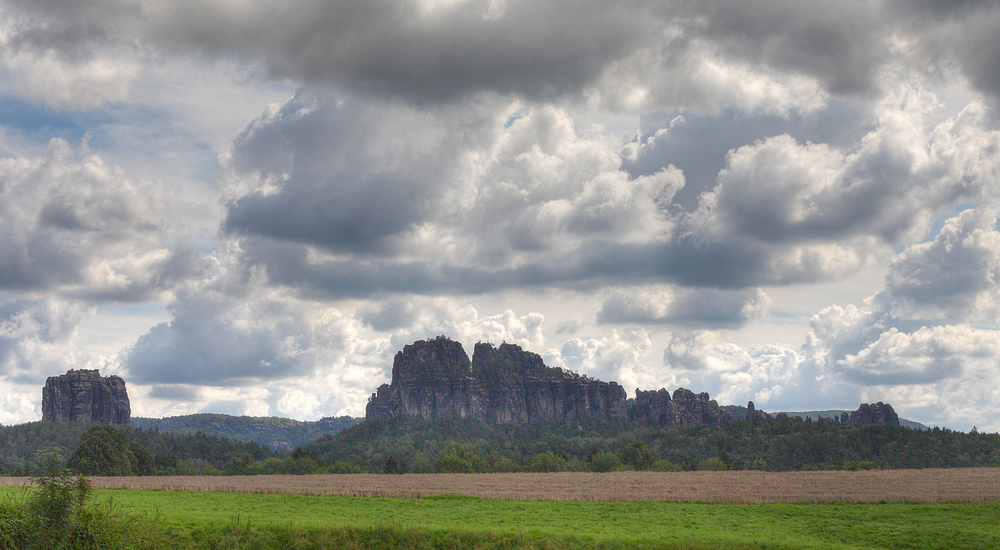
[299,415,1000,473]
[0,421,276,476]
[131,414,360,450]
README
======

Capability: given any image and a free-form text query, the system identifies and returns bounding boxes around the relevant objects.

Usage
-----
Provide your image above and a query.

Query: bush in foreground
[0,452,168,550]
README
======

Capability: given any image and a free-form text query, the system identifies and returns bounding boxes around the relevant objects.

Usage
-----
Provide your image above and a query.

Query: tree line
[297,415,1000,474]
[3,415,999,476]
[0,421,276,476]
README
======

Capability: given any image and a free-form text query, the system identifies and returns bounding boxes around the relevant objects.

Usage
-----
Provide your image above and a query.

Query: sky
[1,0,999,431]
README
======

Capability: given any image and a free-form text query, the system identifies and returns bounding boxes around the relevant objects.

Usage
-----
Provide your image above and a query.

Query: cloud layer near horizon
[2,0,1000,430]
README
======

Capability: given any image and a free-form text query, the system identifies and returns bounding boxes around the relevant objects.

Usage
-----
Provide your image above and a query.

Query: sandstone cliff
[366,337,904,430]
[42,369,130,425]
[366,337,627,424]
[849,402,900,425]
[629,388,732,427]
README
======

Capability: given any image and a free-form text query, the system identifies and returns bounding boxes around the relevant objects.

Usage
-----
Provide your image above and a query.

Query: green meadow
[2,486,998,549]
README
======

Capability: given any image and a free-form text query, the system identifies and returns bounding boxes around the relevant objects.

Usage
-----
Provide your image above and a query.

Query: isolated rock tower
[42,369,131,425]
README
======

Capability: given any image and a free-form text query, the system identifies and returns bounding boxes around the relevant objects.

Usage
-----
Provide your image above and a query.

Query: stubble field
[3,467,999,503]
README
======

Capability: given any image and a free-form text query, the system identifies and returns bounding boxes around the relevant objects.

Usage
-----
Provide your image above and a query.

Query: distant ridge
[778,410,929,431]
[723,405,927,430]
[131,414,360,451]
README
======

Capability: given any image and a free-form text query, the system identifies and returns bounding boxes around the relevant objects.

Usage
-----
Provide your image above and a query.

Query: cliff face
[366,337,627,424]
[368,337,485,420]
[849,402,900,425]
[42,369,130,425]
[366,338,903,430]
[629,388,732,427]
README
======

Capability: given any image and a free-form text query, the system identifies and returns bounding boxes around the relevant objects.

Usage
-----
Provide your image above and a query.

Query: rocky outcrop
[745,401,772,422]
[367,337,485,420]
[629,388,732,427]
[42,369,130,425]
[366,337,627,424]
[365,337,905,430]
[848,402,900,425]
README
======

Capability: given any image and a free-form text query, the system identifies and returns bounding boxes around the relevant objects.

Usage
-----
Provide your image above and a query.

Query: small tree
[435,443,485,473]
[526,451,568,472]
[67,425,137,476]
[28,449,92,549]
[588,451,625,472]
[617,442,659,471]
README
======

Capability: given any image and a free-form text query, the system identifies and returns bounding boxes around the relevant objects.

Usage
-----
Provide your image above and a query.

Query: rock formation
[366,337,905,430]
[848,402,900,425]
[42,369,130,425]
[366,337,628,424]
[745,401,772,422]
[629,388,732,427]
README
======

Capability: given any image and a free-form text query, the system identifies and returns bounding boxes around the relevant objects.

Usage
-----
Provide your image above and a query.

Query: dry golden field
[3,468,999,503]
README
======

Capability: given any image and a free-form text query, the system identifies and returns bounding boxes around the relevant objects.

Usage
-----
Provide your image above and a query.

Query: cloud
[359,298,547,356]
[0,50,138,110]
[886,206,1000,323]
[596,285,770,327]
[221,89,502,254]
[661,330,804,408]
[0,138,198,301]
[552,328,655,392]
[0,0,929,111]
[120,247,358,386]
[689,90,1000,247]
[0,295,95,382]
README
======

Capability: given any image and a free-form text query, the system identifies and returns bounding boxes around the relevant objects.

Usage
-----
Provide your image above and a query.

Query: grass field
[3,470,999,549]
[3,484,999,549]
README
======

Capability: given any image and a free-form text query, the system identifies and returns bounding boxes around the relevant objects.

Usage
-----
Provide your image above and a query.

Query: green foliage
[67,426,140,476]
[6,487,996,550]
[435,443,486,473]
[298,414,1000,475]
[0,452,169,549]
[695,457,729,471]
[130,413,360,451]
[616,441,658,470]
[525,451,568,472]
[0,421,280,476]
[587,451,625,472]
[649,459,682,472]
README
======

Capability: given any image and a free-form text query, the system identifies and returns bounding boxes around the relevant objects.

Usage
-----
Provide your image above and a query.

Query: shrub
[650,459,682,472]
[588,452,625,472]
[67,425,148,476]
[617,442,659,471]
[526,452,568,472]
[696,457,728,471]
[13,450,168,549]
[435,443,486,473]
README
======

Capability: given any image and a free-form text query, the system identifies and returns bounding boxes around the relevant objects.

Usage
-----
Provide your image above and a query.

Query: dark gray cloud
[147,384,202,402]
[358,298,418,332]
[221,91,486,253]
[680,0,887,95]
[11,0,997,108]
[891,1,1000,100]
[623,100,874,209]
[596,287,769,327]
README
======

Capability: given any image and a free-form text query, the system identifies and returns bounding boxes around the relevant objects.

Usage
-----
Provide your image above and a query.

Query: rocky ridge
[42,369,130,425]
[367,337,628,424]
[367,337,722,427]
[629,388,730,427]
